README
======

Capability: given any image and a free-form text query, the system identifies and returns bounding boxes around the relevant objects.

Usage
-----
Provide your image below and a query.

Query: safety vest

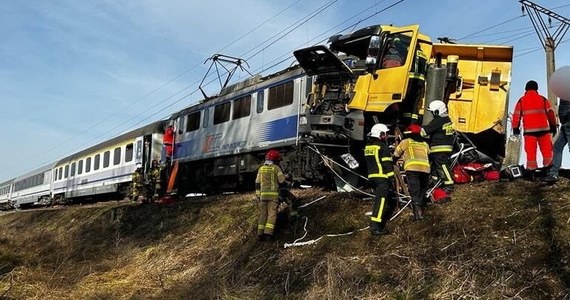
[421,116,455,153]
[394,137,430,173]
[364,141,394,179]
[255,163,285,200]
[512,91,557,134]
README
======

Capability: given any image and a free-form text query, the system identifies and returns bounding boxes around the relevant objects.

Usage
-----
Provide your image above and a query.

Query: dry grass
[0,178,569,299]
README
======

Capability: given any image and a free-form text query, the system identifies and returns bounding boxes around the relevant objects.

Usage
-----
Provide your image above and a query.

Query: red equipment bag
[452,165,473,184]
[432,188,449,203]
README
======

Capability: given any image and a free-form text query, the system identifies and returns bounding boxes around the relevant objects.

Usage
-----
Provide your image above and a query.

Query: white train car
[52,121,166,202]
[10,163,56,209]
[0,179,14,209]
[169,66,331,193]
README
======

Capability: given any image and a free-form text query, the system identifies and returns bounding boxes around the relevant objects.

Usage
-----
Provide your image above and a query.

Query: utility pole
[520,0,570,114]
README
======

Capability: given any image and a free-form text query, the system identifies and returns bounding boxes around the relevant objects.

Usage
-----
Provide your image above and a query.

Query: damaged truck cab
[294,24,513,160]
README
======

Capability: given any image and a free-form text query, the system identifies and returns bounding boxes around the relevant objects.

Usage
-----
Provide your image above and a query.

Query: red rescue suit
[511,90,557,170]
[163,126,175,159]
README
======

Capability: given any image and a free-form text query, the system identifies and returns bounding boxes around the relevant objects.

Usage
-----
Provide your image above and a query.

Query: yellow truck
[294,24,513,160]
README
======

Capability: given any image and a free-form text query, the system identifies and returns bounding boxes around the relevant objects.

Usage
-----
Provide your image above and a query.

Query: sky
[1,0,570,182]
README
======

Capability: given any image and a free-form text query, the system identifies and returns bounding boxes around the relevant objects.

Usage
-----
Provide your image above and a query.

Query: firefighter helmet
[135,163,142,169]
[407,124,422,135]
[369,123,389,138]
[152,159,159,167]
[265,150,281,161]
[427,100,447,116]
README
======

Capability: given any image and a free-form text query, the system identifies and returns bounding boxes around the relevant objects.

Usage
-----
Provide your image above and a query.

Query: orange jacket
[512,91,557,134]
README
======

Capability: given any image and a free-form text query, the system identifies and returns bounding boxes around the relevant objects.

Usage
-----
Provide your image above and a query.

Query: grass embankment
[0,178,569,299]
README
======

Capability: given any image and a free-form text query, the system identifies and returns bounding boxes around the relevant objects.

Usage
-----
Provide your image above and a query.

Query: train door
[134,137,144,167]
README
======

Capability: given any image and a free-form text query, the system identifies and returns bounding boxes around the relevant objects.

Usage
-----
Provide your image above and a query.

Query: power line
[457,15,524,41]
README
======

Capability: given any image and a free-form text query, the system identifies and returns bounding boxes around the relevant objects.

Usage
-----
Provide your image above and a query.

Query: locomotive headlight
[299,116,308,125]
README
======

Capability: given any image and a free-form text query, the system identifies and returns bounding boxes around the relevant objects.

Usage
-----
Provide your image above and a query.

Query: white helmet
[135,163,142,169]
[369,123,389,138]
[427,100,447,116]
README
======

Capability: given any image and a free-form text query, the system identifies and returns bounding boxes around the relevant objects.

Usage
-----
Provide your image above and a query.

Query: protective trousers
[406,171,429,206]
[370,178,396,231]
[257,198,278,236]
[430,152,454,192]
[523,133,553,170]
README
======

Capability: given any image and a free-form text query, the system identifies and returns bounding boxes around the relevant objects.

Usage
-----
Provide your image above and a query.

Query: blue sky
[1,0,570,181]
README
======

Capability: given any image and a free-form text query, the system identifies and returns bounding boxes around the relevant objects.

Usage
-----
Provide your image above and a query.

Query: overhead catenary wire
[3,0,410,181]
[1,1,338,179]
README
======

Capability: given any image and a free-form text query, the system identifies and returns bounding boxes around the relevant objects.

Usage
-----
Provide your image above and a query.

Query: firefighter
[131,163,146,204]
[149,159,162,202]
[402,43,428,126]
[394,124,430,220]
[421,100,455,200]
[255,150,286,241]
[512,80,558,179]
[365,123,396,235]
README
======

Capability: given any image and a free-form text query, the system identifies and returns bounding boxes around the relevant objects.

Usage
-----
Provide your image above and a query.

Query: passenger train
[0,23,513,209]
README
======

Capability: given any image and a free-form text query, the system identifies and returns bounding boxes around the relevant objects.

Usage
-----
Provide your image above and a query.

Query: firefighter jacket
[409,48,428,81]
[255,162,285,201]
[512,90,557,134]
[364,139,394,180]
[394,136,430,174]
[149,167,162,188]
[421,115,455,153]
[131,170,145,196]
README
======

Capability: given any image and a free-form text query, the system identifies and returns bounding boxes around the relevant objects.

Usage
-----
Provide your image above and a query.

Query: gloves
[550,125,558,135]
[512,127,520,136]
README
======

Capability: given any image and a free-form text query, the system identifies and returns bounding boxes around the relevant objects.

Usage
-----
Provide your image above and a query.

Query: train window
[59,167,63,180]
[186,111,201,132]
[268,81,294,110]
[257,91,264,113]
[78,160,83,175]
[113,147,121,165]
[214,102,231,124]
[103,151,110,168]
[86,157,91,173]
[125,144,133,162]
[71,162,76,176]
[54,169,58,181]
[64,165,69,178]
[94,154,101,171]
[233,95,251,119]
[203,108,209,128]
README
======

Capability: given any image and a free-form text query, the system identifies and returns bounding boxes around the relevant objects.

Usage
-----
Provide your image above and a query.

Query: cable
[457,16,524,41]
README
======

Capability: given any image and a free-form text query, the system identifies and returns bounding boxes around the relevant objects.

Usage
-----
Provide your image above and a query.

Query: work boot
[412,204,424,221]
[542,174,559,183]
[370,222,389,236]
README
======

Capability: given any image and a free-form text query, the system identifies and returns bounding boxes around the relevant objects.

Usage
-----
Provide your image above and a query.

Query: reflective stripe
[404,160,430,169]
[409,73,425,80]
[442,165,454,185]
[369,172,394,178]
[258,225,265,230]
[430,145,453,153]
[381,157,392,162]
[265,223,275,229]
[260,191,279,196]
[371,197,386,222]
